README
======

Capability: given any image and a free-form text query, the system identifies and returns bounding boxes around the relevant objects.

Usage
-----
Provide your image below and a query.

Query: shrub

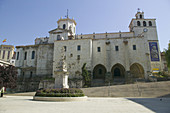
[82,63,91,87]
[35,88,85,97]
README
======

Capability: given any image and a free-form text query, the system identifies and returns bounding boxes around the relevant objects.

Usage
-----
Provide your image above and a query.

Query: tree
[0,65,17,89]
[81,63,91,87]
[165,41,170,68]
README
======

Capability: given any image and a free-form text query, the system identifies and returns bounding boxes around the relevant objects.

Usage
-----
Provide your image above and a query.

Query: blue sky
[0,0,170,51]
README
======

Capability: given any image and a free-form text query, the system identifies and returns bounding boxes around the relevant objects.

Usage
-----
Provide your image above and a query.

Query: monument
[53,47,69,88]
[34,48,87,102]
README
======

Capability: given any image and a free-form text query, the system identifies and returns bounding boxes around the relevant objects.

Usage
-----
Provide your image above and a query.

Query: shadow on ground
[157,93,170,98]
[127,97,170,113]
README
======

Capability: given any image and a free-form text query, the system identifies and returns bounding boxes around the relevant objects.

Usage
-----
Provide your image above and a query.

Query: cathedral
[15,10,162,88]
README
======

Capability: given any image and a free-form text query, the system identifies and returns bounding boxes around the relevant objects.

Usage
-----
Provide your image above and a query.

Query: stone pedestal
[54,71,69,88]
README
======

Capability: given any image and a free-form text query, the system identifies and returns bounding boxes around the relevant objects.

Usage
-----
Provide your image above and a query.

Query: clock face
[143,28,148,32]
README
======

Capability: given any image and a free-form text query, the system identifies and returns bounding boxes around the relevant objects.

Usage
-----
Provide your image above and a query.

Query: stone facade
[0,44,15,66]
[15,10,162,89]
[16,44,53,78]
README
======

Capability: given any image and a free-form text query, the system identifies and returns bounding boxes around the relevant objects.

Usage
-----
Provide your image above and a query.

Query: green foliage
[35,88,85,97]
[158,71,170,78]
[81,63,91,87]
[165,41,170,68]
[0,65,17,89]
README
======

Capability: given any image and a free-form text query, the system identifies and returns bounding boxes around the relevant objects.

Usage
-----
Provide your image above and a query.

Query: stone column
[105,39,111,82]
[123,39,131,83]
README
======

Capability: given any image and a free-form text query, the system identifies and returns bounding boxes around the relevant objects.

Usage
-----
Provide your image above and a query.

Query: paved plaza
[0,96,170,113]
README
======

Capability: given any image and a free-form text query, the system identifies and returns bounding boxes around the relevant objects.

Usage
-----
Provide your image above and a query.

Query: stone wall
[16,78,41,92]
[39,80,55,89]
[38,79,83,89]
[53,39,92,78]
[82,81,170,97]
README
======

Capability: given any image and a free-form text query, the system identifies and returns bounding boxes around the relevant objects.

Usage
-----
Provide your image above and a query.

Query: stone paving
[0,96,170,113]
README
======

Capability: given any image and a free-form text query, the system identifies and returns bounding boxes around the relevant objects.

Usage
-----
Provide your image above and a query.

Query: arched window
[7,51,10,59]
[149,21,152,26]
[140,14,142,19]
[114,68,121,76]
[57,35,61,40]
[63,24,66,29]
[143,21,147,26]
[93,64,107,79]
[137,21,141,26]
[32,51,35,59]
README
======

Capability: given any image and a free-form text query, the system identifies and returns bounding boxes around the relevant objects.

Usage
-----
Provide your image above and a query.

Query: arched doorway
[130,63,144,78]
[114,68,121,76]
[93,64,106,79]
[111,63,125,78]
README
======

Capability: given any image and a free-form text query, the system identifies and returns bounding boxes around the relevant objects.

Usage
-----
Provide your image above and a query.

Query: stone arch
[137,21,141,26]
[93,64,107,79]
[63,24,66,29]
[143,21,147,26]
[111,63,125,78]
[130,63,144,78]
[149,21,152,26]
[140,14,142,19]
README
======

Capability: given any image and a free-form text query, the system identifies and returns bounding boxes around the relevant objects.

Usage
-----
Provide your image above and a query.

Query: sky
[0,0,170,51]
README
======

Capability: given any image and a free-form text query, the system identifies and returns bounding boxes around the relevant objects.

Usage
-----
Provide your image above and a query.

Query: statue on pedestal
[53,47,69,88]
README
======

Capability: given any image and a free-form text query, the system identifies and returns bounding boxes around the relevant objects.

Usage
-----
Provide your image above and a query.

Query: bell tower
[57,14,77,38]
[129,9,162,72]
[48,10,77,42]
[135,9,144,19]
[129,9,158,41]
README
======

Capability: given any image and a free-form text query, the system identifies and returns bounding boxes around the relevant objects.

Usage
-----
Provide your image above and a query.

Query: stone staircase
[82,81,170,97]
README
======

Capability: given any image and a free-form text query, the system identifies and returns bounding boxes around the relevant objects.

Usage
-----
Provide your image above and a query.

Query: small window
[143,21,147,26]
[57,35,61,40]
[23,72,25,76]
[64,46,67,52]
[64,56,66,60]
[70,54,73,57]
[77,45,81,51]
[77,55,80,60]
[24,52,27,60]
[97,47,101,52]
[63,24,66,29]
[133,45,136,50]
[99,69,102,74]
[17,52,19,60]
[115,46,119,51]
[32,51,35,59]
[149,21,152,26]
[140,14,142,19]
[137,21,141,26]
